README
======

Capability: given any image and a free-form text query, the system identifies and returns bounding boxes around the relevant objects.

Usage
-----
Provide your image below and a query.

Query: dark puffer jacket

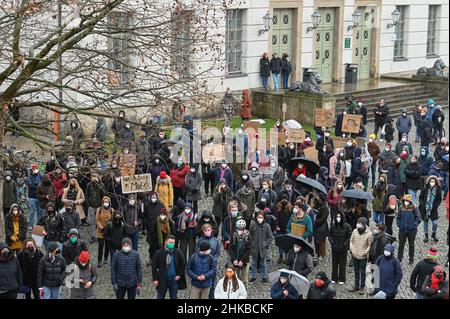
[228,230,251,266]
[62,239,88,265]
[17,248,43,289]
[111,250,142,288]
[404,161,421,191]
[313,202,329,242]
[37,203,66,243]
[0,243,23,293]
[419,177,442,221]
[37,253,67,288]
[187,252,217,288]
[410,259,438,293]
[306,273,336,299]
[328,213,352,253]
[396,204,421,234]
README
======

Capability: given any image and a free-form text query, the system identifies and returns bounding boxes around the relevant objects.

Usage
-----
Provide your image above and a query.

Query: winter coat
[111,250,142,288]
[328,214,352,253]
[374,103,389,127]
[38,254,67,288]
[369,231,390,263]
[432,109,445,127]
[5,208,27,248]
[285,249,313,277]
[123,203,141,234]
[62,183,86,220]
[307,281,337,299]
[62,239,88,265]
[2,173,18,209]
[187,252,217,288]
[85,181,105,209]
[372,174,389,211]
[422,274,449,299]
[106,180,125,212]
[212,185,232,220]
[394,141,413,157]
[155,177,174,210]
[96,118,108,141]
[350,228,372,260]
[269,57,282,74]
[329,150,346,181]
[396,115,412,134]
[419,178,442,221]
[170,165,190,189]
[375,247,403,297]
[271,281,299,299]
[228,231,251,266]
[151,248,187,293]
[399,156,410,184]
[95,197,114,239]
[37,211,66,243]
[36,176,57,209]
[281,58,292,74]
[410,259,438,293]
[25,173,42,199]
[236,187,256,217]
[61,207,81,235]
[104,221,130,251]
[420,119,433,146]
[0,245,22,293]
[397,203,421,233]
[249,221,274,259]
[215,277,248,299]
[70,260,98,299]
[313,203,329,242]
[335,113,344,137]
[419,154,434,176]
[260,57,270,77]
[387,165,401,197]
[17,248,43,289]
[404,161,421,190]
[185,171,203,202]
[345,208,370,231]
[196,212,219,238]
[135,138,150,166]
[368,142,381,162]
[212,167,234,190]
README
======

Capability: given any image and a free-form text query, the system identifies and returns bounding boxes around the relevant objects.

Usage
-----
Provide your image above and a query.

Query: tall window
[393,6,406,59]
[172,11,192,78]
[427,5,438,56]
[108,12,133,85]
[226,9,242,75]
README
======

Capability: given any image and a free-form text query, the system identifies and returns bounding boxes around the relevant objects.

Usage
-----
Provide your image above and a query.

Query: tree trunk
[0,110,6,242]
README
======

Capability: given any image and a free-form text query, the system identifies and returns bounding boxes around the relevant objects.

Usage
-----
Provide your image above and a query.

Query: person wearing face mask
[212,161,234,191]
[67,120,84,151]
[418,146,435,187]
[349,217,372,294]
[372,174,390,224]
[307,271,337,299]
[37,202,65,252]
[17,238,44,299]
[86,173,105,243]
[170,157,190,203]
[155,171,174,211]
[116,121,135,149]
[262,157,285,191]
[106,173,125,212]
[328,212,352,284]
[249,213,273,284]
[318,166,332,192]
[212,179,232,229]
[428,161,448,195]
[326,181,344,219]
[373,99,390,138]
[395,133,414,156]
[434,137,449,163]
[95,116,108,143]
[148,155,167,189]
[292,162,307,180]
[201,156,215,197]
[25,163,43,230]
[367,134,381,188]
[152,235,186,299]
[419,176,442,243]
[419,107,433,148]
[413,104,423,142]
[432,104,445,143]
[329,148,346,186]
[382,195,398,236]
[195,210,218,239]
[222,203,243,249]
[111,238,142,299]
[4,204,27,253]
[60,202,81,238]
[277,180,300,206]
[285,241,313,280]
[214,264,248,299]
[381,116,395,144]
[175,203,198,261]
[398,150,411,196]
[316,129,334,155]
[187,241,217,299]
[95,196,114,267]
[396,108,412,142]
[62,228,88,265]
[62,177,86,225]
[257,179,277,208]
[104,213,130,263]
[274,196,293,264]
[368,224,391,265]
[69,251,98,299]
[2,171,18,217]
[197,223,221,299]
[404,155,421,205]
[270,272,299,299]
[422,265,448,299]
[150,129,166,154]
[148,207,175,258]
[300,134,314,151]
[396,194,420,265]
[236,181,256,227]
[122,194,142,251]
[375,244,403,299]
[334,109,346,138]
[37,242,67,299]
[286,203,313,239]
[0,242,22,300]
[185,164,202,213]
[65,155,79,178]
[410,246,441,299]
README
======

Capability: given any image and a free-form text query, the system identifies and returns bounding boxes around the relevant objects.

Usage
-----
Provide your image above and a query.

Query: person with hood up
[262,157,285,191]
[410,246,440,299]
[104,212,130,262]
[318,167,332,192]
[422,265,448,299]
[372,174,390,224]
[37,242,66,299]
[277,179,300,206]
[384,195,398,236]
[111,238,142,299]
[122,194,141,251]
[434,137,449,164]
[329,148,346,186]
[270,271,299,299]
[213,162,234,190]
[95,196,114,267]
[62,177,86,225]
[69,251,97,299]
[236,181,256,226]
[169,198,186,229]
[3,171,18,216]
[155,171,174,211]
[375,243,403,299]
[328,212,352,284]
[349,217,372,294]
[374,99,390,138]
[399,149,411,195]
[319,144,334,172]
[197,223,221,299]
[228,219,251,286]
[386,157,402,199]
[5,204,27,252]
[404,155,422,205]
[419,176,442,243]
[17,238,43,299]
[37,202,65,251]
[25,163,43,229]
[86,172,105,243]
[287,202,313,239]
[418,146,435,187]
[185,164,202,213]
[248,162,263,192]
[187,241,217,299]
[212,178,232,228]
[369,224,391,265]
[142,191,165,249]
[175,203,198,261]
[196,210,219,238]
[432,104,445,142]
[395,133,414,156]
[170,157,190,202]
[285,239,313,278]
[257,179,278,208]
[214,264,248,299]
[300,134,314,151]
[249,212,274,283]
[60,202,81,238]
[275,196,293,263]
[397,194,421,264]
[135,130,150,174]
[378,143,396,174]
[428,160,447,195]
[396,108,413,141]
[307,271,337,299]
[62,228,88,265]
[0,242,22,299]
[148,155,166,189]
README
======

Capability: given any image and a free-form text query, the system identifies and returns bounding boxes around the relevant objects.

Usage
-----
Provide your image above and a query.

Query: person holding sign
[286,202,313,239]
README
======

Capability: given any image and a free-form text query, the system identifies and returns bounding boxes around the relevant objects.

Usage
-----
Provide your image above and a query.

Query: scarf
[335,160,341,176]
[178,212,198,232]
[157,217,171,247]
[425,186,437,218]
[431,272,444,289]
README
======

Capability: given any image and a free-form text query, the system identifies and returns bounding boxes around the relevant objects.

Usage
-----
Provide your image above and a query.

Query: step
[332,83,423,99]
[335,88,430,104]
[337,96,446,112]
[336,92,438,108]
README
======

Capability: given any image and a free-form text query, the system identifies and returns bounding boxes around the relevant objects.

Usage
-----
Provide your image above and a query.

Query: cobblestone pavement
[12,109,449,299]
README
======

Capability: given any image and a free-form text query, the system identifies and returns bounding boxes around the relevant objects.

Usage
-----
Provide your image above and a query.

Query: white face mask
[5,176,11,181]
[293,208,299,214]
[373,229,380,234]
[280,278,288,284]
[293,246,301,253]
[402,138,407,142]
[257,218,264,224]
[347,142,352,147]
[262,184,269,190]
[33,169,39,174]
[151,198,157,203]
[251,167,257,172]
[384,250,391,257]
[242,176,248,180]
[389,204,396,209]
[122,246,131,253]
[340,153,344,158]
[286,185,292,191]
[356,223,363,229]
[325,133,330,138]
[237,229,244,235]
[231,211,238,218]
[336,217,341,223]
[201,249,211,255]
[368,139,373,143]
[129,200,136,206]
[80,262,88,267]
[270,162,276,168]
[403,201,410,207]
[221,164,227,169]
[160,215,167,221]
[305,137,311,142]
[159,134,165,139]
[385,148,390,152]
[103,202,110,208]
[185,209,192,214]
[155,159,160,164]
[115,177,121,183]
[190,168,196,173]
[429,181,436,187]
[12,209,19,215]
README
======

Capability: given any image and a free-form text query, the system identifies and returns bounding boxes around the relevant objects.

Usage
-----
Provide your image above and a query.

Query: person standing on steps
[373,99,389,139]
[269,53,282,92]
[260,53,270,90]
[281,54,292,89]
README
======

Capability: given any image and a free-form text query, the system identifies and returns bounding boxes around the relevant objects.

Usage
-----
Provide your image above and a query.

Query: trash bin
[345,64,358,84]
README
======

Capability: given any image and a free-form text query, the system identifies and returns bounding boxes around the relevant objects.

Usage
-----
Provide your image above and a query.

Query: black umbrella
[295,175,327,195]
[275,233,314,255]
[341,188,373,201]
[287,157,320,176]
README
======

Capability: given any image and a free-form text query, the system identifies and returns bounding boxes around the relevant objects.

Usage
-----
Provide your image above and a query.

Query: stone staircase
[334,82,448,122]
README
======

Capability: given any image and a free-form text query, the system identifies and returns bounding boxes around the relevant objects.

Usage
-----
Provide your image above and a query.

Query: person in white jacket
[214,264,248,299]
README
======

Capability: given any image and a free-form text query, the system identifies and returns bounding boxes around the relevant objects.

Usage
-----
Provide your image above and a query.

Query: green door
[354,7,374,79]
[272,9,293,58]
[315,8,335,83]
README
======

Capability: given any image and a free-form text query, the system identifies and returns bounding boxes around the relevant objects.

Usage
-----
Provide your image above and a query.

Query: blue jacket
[351,147,362,179]
[25,173,42,198]
[419,150,434,176]
[396,115,412,134]
[270,281,299,299]
[195,236,220,264]
[396,205,421,234]
[187,252,217,288]
[111,250,142,288]
[376,244,403,297]
[212,167,234,190]
[428,166,448,192]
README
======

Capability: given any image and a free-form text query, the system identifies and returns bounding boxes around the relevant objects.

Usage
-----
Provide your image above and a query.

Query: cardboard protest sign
[332,137,348,150]
[202,143,225,163]
[286,128,305,143]
[304,147,319,164]
[315,109,335,128]
[290,224,306,238]
[119,153,136,176]
[121,174,152,194]
[32,225,45,247]
[243,121,260,131]
[342,114,362,134]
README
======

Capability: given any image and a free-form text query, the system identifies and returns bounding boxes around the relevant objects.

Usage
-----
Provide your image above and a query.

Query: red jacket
[170,165,190,188]
[292,166,307,178]
[50,172,68,197]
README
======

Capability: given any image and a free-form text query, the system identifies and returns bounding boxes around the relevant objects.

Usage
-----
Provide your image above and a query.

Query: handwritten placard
[332,137,348,150]
[202,143,225,163]
[121,174,152,194]
[286,128,305,143]
[315,109,335,128]
[304,147,319,164]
